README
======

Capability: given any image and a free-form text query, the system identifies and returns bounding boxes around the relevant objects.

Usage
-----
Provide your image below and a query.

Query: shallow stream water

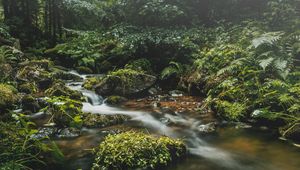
[47,73,300,170]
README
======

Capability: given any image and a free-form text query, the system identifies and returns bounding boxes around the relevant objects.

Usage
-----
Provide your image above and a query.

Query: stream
[43,72,300,170]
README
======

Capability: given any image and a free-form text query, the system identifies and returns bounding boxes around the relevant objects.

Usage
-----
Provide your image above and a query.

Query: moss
[83,77,103,90]
[46,96,83,128]
[83,113,129,128]
[52,71,83,81]
[16,66,53,90]
[105,96,127,105]
[0,84,18,111]
[18,82,38,94]
[76,66,93,74]
[108,68,144,89]
[19,59,52,70]
[92,131,186,170]
[45,81,83,101]
[214,100,247,120]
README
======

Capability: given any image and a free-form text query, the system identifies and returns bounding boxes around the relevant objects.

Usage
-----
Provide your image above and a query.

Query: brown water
[45,73,300,170]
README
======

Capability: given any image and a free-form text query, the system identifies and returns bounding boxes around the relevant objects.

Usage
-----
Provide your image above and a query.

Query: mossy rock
[105,96,128,105]
[83,113,129,128]
[76,66,93,74]
[19,59,52,70]
[21,95,41,113]
[46,97,83,128]
[52,71,83,82]
[18,82,38,94]
[83,77,103,90]
[16,66,53,90]
[92,131,186,170]
[95,69,157,96]
[45,81,83,101]
[0,84,18,111]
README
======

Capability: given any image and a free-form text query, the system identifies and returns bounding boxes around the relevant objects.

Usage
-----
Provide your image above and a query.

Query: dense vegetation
[0,0,299,169]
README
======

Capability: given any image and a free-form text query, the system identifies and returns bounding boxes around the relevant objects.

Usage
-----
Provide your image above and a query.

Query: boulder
[83,113,129,128]
[95,69,156,96]
[21,95,41,113]
[16,66,52,90]
[92,131,186,170]
[0,84,18,112]
[105,96,128,105]
[45,81,83,101]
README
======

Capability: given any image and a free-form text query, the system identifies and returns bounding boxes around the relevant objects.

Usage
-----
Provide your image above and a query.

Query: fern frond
[252,32,284,48]
[259,57,274,70]
[217,57,246,76]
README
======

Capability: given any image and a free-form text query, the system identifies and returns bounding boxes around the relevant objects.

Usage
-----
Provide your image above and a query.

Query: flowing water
[50,72,300,170]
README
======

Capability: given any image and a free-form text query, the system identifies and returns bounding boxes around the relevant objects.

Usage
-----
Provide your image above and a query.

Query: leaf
[259,57,274,70]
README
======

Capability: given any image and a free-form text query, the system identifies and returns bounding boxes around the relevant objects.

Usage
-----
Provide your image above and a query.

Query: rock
[0,84,18,112]
[83,77,103,90]
[148,86,162,95]
[19,59,52,70]
[168,90,185,97]
[105,96,128,105]
[32,127,58,139]
[152,102,161,108]
[21,95,41,113]
[197,122,217,134]
[235,122,252,129]
[83,113,130,128]
[95,69,156,96]
[52,71,83,81]
[92,131,186,170]
[45,81,83,101]
[16,66,53,90]
[57,128,81,138]
[46,97,83,128]
[76,66,93,74]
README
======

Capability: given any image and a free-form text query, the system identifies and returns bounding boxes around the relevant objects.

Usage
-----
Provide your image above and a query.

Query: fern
[217,57,246,76]
[252,32,284,48]
[160,61,184,80]
[259,57,274,70]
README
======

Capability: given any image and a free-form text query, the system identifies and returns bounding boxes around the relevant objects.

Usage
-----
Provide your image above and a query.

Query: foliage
[45,96,83,128]
[0,119,46,169]
[125,58,153,74]
[92,131,186,170]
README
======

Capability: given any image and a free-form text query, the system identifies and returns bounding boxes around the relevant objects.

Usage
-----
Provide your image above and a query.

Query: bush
[92,131,186,170]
